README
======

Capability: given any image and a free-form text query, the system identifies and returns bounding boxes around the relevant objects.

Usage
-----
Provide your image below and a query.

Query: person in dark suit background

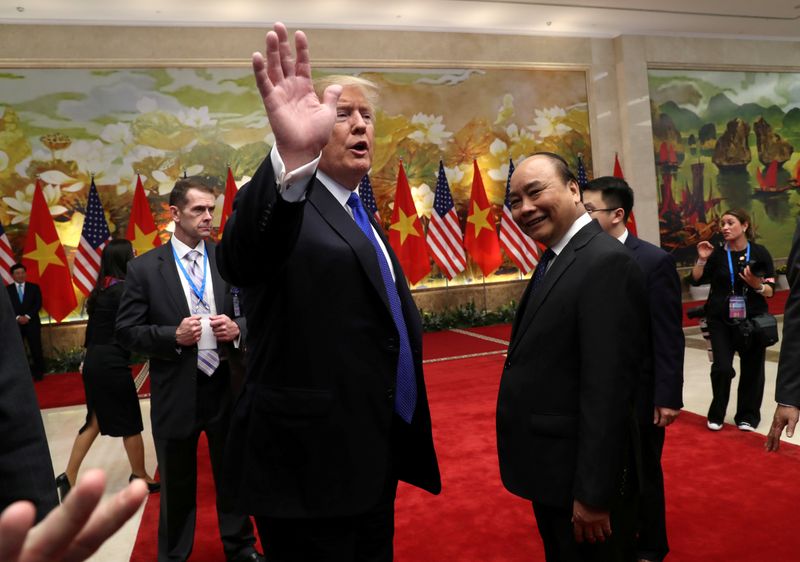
[7,263,46,380]
[0,284,57,519]
[766,218,800,452]
[497,153,647,561]
[216,23,440,561]
[582,177,685,562]
[116,179,260,562]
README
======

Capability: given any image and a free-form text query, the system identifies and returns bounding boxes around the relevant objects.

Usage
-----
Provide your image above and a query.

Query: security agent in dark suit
[216,23,440,561]
[7,263,46,380]
[0,287,58,519]
[766,218,800,452]
[582,177,685,562]
[497,153,647,561]
[115,179,261,562]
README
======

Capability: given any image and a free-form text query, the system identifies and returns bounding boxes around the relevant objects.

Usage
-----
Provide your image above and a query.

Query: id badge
[728,295,747,319]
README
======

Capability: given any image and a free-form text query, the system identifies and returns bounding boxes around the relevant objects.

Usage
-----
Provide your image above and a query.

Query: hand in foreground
[738,266,763,290]
[0,469,148,562]
[765,405,799,452]
[696,240,714,261]
[252,22,341,172]
[654,407,680,428]
[572,499,611,544]
[210,314,240,343]
[176,316,202,346]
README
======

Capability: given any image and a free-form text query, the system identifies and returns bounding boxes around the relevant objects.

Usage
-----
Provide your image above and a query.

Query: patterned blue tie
[186,250,220,376]
[17,284,23,303]
[346,192,417,423]
[530,248,555,296]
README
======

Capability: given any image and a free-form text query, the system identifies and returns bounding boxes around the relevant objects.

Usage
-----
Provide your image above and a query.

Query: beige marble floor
[39,319,796,561]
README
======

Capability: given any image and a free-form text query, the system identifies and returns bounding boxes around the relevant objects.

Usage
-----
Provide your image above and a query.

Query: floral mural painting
[649,69,800,264]
[0,66,590,306]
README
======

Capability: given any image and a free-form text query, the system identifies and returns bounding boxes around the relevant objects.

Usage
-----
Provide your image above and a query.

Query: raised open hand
[696,240,714,260]
[252,23,342,173]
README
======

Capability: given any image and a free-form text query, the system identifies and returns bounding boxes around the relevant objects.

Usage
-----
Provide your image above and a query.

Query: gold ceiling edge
[0,58,590,71]
[648,62,800,73]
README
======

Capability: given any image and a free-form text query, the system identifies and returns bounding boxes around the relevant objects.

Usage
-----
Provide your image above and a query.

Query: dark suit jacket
[776,221,800,407]
[116,241,245,439]
[497,220,647,511]
[0,290,57,519]
[624,235,684,422]
[217,157,441,519]
[6,281,42,326]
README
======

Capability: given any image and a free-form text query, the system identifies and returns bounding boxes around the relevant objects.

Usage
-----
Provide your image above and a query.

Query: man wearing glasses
[582,176,684,562]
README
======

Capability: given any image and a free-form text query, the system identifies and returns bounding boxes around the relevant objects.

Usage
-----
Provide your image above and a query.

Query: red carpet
[33,365,150,410]
[128,334,800,561]
[683,287,790,327]
[34,364,150,409]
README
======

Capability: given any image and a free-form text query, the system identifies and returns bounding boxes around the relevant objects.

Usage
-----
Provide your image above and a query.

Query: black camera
[737,257,766,278]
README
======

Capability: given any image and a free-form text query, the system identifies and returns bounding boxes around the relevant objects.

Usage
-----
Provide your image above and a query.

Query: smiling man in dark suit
[216,22,440,562]
[7,263,45,381]
[497,153,647,561]
[115,179,260,562]
[583,176,685,562]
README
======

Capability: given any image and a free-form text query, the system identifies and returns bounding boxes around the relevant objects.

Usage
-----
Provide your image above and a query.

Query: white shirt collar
[617,228,629,244]
[170,235,206,260]
[316,170,358,209]
[550,212,592,256]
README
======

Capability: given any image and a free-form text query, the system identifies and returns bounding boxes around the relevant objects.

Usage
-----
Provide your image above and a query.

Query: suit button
[386,388,394,401]
[386,337,398,352]
[505,360,512,369]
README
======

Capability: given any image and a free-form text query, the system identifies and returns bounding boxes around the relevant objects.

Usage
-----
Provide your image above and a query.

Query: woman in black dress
[691,209,775,432]
[56,239,158,500]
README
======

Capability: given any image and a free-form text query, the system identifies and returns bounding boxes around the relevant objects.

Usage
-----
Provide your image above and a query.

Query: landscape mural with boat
[648,69,800,264]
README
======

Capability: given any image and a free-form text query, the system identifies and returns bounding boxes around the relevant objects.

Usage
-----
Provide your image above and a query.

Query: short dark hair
[10,263,25,273]
[583,176,634,222]
[169,177,215,208]
[532,152,578,186]
[722,208,754,241]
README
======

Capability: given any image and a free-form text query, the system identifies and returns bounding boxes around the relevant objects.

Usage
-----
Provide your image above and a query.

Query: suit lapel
[206,242,227,314]
[508,221,601,356]
[307,179,392,314]
[159,242,191,318]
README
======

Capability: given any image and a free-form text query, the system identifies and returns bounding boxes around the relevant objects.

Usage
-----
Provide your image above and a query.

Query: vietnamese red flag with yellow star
[613,153,638,236]
[389,161,430,285]
[125,175,161,256]
[22,180,77,322]
[217,167,238,239]
[464,160,502,277]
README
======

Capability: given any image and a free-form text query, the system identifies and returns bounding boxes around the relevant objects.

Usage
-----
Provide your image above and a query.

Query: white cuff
[270,147,320,203]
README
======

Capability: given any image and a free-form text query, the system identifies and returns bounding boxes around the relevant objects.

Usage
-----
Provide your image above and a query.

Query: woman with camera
[691,209,775,432]
[55,239,159,501]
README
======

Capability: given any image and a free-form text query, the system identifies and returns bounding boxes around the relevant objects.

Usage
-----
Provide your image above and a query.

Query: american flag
[0,221,15,285]
[576,154,589,191]
[426,161,466,279]
[358,174,382,228]
[499,159,540,274]
[73,179,111,296]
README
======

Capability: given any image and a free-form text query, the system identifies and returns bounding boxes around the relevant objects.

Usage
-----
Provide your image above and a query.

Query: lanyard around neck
[172,244,208,305]
[726,242,750,292]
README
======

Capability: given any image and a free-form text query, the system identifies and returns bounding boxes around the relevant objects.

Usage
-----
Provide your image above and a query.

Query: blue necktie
[346,192,417,423]
[530,248,555,296]
[17,284,23,303]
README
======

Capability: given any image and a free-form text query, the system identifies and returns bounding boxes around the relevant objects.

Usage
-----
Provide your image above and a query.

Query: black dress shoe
[128,473,161,494]
[227,551,265,562]
[55,473,71,502]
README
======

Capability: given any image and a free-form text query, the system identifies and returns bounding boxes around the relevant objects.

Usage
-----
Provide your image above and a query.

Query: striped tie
[186,250,219,376]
